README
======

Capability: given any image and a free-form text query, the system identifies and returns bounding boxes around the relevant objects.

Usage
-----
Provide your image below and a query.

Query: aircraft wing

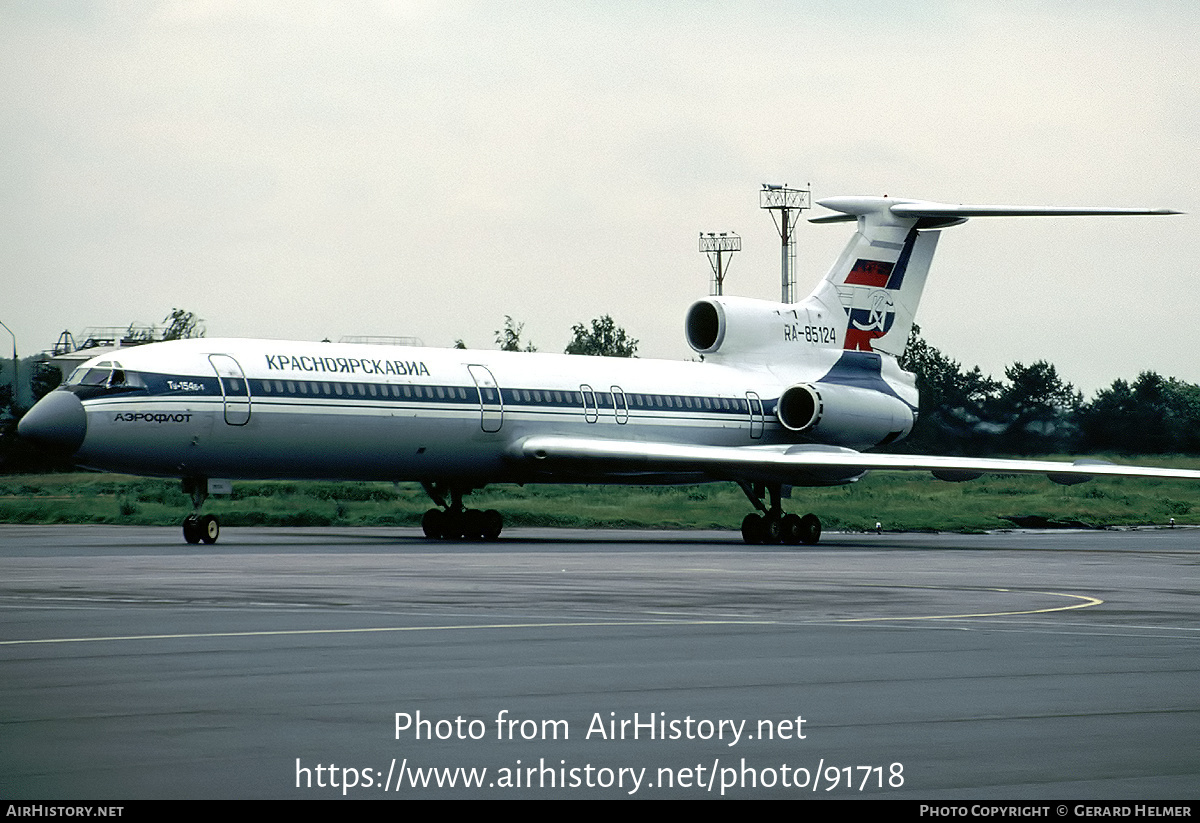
[513,436,1200,486]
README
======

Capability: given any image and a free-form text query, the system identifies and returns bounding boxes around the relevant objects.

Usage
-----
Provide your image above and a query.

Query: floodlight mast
[699,232,741,295]
[759,183,811,303]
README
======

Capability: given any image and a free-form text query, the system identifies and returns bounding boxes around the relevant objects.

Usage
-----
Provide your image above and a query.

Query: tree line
[461,314,640,358]
[898,325,1200,455]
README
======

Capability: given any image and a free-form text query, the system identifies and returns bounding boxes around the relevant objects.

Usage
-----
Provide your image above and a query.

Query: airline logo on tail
[845,259,897,288]
[838,258,903,352]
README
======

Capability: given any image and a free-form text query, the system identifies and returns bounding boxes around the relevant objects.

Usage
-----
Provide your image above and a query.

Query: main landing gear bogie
[737,481,822,546]
[422,507,503,541]
[740,511,821,545]
[420,482,504,541]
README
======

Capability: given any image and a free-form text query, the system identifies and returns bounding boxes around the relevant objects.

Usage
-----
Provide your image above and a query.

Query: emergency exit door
[209,354,251,426]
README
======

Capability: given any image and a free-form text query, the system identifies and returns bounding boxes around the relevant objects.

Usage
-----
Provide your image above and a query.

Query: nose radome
[18,391,87,455]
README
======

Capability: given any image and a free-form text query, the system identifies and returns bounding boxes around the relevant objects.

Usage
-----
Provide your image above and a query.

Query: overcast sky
[2,1,1197,394]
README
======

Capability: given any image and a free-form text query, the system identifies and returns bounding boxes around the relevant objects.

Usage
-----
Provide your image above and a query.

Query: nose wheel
[182,513,220,544]
[181,478,219,544]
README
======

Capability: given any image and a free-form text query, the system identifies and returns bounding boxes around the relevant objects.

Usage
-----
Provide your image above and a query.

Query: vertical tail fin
[804,200,942,358]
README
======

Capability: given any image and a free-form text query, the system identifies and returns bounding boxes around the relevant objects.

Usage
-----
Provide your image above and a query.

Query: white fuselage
[57,336,916,487]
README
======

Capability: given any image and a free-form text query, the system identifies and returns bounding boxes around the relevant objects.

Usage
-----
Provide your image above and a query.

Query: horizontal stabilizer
[813,196,1181,223]
[808,213,858,224]
[801,194,1182,358]
[889,202,1182,218]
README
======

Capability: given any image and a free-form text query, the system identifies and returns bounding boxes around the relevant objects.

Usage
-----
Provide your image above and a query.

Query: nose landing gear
[181,478,220,544]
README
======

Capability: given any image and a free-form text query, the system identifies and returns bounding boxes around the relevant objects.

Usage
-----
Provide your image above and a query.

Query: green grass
[1,456,1197,532]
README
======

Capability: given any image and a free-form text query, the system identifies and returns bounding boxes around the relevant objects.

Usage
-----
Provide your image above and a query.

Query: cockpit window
[106,365,145,390]
[79,367,112,386]
[64,361,145,395]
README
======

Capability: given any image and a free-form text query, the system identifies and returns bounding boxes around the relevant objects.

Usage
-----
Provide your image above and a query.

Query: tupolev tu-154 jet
[18,195,1200,545]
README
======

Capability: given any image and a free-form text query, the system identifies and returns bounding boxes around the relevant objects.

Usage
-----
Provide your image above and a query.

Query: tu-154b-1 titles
[19,195,1200,545]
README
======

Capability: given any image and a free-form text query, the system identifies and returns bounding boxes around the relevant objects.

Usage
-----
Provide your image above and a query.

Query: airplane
[17,195,1200,546]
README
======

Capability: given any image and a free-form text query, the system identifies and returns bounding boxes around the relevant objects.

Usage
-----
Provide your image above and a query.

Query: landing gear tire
[761,513,783,544]
[183,514,202,544]
[741,513,763,545]
[200,514,220,544]
[422,508,445,538]
[781,513,803,545]
[481,509,503,541]
[439,513,463,540]
[742,513,789,545]
[798,513,821,545]
[462,509,484,540]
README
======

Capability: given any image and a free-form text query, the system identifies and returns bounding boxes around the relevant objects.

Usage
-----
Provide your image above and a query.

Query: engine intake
[776,384,821,432]
[776,382,914,448]
[685,297,786,358]
[685,301,724,353]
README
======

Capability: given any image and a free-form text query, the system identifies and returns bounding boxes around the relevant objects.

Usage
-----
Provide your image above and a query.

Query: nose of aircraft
[18,390,87,455]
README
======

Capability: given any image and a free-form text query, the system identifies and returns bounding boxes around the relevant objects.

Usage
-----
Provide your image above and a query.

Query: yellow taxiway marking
[0,588,1104,645]
[836,587,1103,622]
[0,619,771,646]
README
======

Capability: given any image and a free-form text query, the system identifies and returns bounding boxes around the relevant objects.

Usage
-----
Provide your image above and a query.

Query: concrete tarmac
[1,525,1197,799]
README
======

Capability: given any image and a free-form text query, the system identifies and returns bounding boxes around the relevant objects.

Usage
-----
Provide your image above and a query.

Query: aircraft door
[579,384,599,424]
[610,386,629,424]
[746,391,764,439]
[467,365,503,433]
[209,354,251,426]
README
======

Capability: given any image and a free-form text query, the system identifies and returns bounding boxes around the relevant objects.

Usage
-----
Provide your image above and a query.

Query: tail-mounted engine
[776,382,914,449]
[686,297,795,359]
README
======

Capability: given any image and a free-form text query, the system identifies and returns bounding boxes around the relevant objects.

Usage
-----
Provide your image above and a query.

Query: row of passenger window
[62,371,760,416]
[253,379,753,414]
[256,379,473,401]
